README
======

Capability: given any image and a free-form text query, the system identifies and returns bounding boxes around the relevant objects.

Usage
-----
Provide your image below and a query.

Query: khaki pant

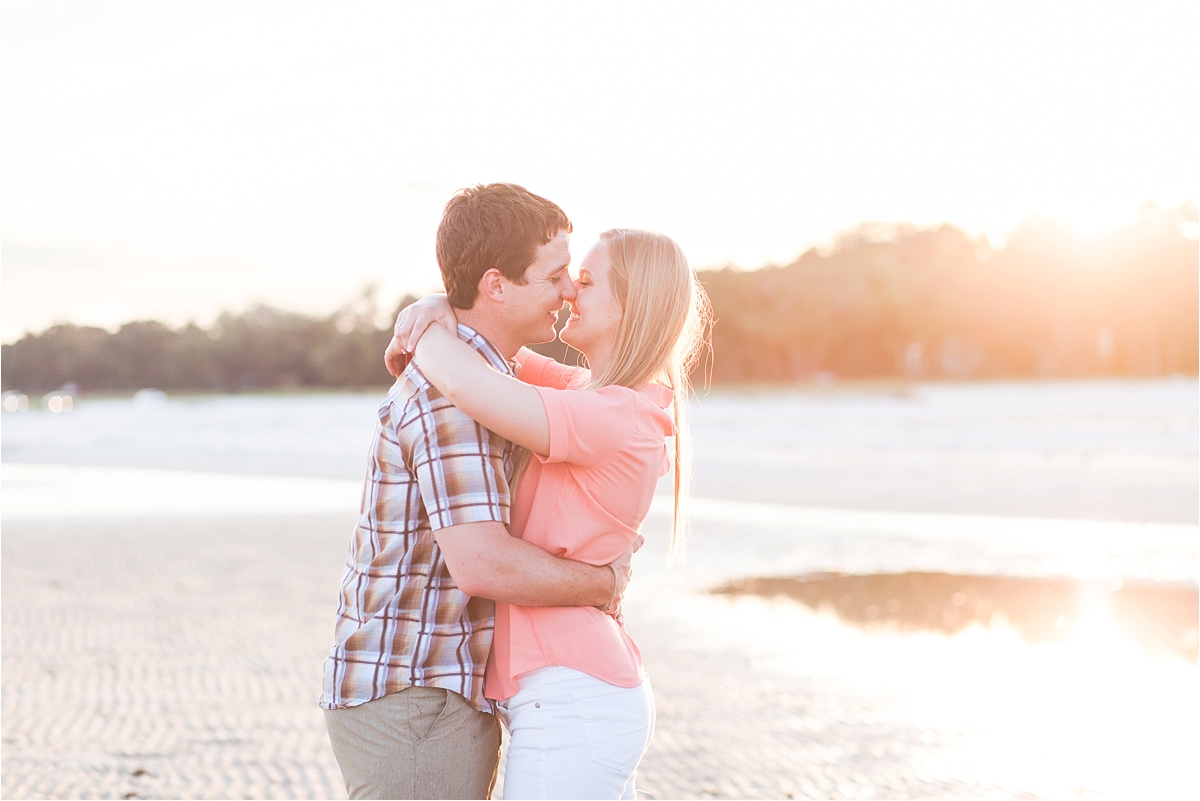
[324,686,501,800]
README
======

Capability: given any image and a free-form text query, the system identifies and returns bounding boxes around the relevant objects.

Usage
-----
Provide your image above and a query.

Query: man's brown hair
[436,183,573,309]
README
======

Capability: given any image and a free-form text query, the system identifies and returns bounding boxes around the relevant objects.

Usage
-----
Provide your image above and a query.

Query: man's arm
[434,521,634,609]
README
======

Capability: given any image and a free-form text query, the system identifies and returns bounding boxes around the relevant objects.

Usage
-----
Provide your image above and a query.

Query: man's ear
[478,269,506,303]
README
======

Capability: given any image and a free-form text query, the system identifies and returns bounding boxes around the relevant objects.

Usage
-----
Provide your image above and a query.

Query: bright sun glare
[1,2,1196,340]
[700,592,1197,798]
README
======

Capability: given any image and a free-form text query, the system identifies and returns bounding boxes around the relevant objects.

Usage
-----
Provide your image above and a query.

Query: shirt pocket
[571,682,652,774]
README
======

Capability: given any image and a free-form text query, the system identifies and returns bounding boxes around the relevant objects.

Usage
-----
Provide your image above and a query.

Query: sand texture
[4,511,1197,800]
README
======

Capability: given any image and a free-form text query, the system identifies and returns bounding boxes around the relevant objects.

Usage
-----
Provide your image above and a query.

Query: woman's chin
[559,328,580,351]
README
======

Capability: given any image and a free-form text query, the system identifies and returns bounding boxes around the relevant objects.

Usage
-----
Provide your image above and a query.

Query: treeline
[704,204,1198,382]
[2,204,1196,394]
[0,300,405,394]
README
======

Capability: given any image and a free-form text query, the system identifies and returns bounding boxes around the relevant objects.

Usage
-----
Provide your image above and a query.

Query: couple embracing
[320,183,710,799]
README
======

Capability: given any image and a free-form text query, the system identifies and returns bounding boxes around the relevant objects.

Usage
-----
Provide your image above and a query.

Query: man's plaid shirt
[320,324,516,713]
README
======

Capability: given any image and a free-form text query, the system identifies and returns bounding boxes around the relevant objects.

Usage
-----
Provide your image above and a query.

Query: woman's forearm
[415,326,551,455]
[412,324,489,395]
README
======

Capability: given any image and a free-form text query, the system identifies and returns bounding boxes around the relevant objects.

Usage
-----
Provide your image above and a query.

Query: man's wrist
[599,563,618,612]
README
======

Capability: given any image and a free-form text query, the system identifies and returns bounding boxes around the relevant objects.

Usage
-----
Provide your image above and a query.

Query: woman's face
[559,240,623,359]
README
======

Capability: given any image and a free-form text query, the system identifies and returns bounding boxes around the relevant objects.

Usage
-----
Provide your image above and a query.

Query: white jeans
[496,666,655,800]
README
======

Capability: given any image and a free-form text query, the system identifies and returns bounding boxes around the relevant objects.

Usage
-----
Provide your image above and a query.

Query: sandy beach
[3,381,1197,799]
[4,507,1197,799]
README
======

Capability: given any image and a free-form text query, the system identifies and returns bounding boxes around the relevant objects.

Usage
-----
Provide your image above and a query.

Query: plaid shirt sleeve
[400,382,513,530]
[320,325,516,713]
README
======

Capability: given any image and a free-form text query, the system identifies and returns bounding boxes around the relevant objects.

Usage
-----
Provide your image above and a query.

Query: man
[320,183,631,800]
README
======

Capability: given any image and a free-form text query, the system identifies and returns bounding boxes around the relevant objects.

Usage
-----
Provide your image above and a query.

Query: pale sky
[2,1,1196,342]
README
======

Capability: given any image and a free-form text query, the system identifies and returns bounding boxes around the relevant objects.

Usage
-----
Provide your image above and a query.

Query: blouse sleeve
[519,349,589,390]
[534,385,638,467]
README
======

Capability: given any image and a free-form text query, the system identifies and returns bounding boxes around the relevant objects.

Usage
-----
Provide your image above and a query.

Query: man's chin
[523,324,559,347]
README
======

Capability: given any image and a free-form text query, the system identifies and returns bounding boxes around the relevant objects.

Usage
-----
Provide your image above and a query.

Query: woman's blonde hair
[584,229,712,560]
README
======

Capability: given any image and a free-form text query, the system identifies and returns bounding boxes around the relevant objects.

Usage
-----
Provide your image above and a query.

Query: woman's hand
[384,294,458,377]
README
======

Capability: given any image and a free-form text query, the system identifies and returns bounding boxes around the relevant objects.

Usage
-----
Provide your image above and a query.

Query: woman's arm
[414,325,551,456]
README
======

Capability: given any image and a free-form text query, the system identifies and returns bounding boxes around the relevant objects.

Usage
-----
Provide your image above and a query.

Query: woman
[390,229,709,799]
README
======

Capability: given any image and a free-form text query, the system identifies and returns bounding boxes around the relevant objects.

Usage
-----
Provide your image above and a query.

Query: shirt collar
[456,323,518,377]
[636,382,675,409]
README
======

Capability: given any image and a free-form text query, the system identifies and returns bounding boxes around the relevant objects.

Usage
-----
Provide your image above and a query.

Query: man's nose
[560,279,577,301]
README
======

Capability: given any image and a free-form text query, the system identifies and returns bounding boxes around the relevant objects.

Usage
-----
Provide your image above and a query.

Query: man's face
[502,230,576,345]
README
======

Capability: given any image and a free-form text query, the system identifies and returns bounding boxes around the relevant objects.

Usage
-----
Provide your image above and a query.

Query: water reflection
[714,572,1199,660]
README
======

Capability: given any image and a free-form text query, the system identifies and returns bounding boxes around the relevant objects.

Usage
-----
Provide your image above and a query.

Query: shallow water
[688,378,1198,522]
[715,572,1199,660]
[4,378,1196,521]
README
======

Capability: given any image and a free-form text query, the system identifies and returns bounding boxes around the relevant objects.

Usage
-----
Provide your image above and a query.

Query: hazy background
[3,0,1197,344]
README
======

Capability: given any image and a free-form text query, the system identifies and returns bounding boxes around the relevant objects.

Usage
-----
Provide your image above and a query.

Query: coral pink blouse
[483,351,675,701]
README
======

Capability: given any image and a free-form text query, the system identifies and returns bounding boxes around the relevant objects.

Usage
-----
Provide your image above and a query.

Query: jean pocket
[572,684,651,774]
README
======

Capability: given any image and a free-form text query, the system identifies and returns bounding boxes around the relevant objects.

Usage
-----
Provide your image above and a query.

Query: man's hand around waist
[435,521,640,608]
[601,534,644,617]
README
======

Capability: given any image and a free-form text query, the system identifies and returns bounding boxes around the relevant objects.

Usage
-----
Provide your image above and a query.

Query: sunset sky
[2,1,1196,342]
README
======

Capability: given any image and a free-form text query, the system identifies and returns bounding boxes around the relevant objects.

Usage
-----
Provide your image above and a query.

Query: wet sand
[4,512,1197,800]
[1,514,351,800]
